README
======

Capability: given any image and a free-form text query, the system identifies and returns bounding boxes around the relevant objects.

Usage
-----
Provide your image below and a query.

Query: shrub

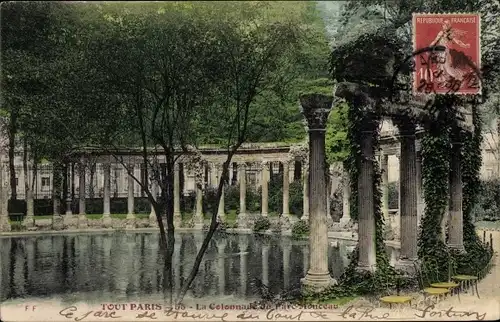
[388,181,398,209]
[291,220,309,239]
[253,216,271,232]
[473,179,500,221]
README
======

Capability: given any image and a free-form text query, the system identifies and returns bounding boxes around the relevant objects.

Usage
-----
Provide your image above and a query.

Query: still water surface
[0,232,399,304]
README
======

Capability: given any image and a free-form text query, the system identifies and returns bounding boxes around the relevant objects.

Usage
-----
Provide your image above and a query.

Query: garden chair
[450,261,481,298]
[379,270,413,309]
[413,260,450,305]
[428,253,460,299]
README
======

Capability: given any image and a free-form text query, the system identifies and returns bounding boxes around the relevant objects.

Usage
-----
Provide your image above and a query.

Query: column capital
[260,160,270,171]
[300,94,333,131]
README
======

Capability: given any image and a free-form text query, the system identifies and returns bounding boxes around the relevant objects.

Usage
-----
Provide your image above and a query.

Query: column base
[217,214,226,223]
[0,215,11,232]
[301,272,337,294]
[102,214,112,228]
[174,215,182,228]
[394,258,418,275]
[78,214,88,228]
[52,215,64,230]
[23,215,35,228]
[194,215,204,230]
[261,212,268,217]
[339,216,351,228]
[355,263,377,273]
[126,213,135,220]
[237,213,248,228]
[63,214,77,229]
[448,244,467,254]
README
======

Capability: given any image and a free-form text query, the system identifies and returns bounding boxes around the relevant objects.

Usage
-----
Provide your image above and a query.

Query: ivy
[418,96,453,280]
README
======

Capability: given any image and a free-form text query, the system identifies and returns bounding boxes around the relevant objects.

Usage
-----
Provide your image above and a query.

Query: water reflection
[0,232,397,303]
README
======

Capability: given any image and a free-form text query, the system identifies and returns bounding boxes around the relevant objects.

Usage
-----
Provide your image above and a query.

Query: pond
[0,231,399,305]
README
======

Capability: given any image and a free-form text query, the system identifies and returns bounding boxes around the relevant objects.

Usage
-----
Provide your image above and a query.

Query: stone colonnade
[30,157,316,229]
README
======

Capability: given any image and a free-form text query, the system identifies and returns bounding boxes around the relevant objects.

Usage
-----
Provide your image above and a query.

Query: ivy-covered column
[238,163,248,228]
[174,163,182,226]
[395,119,418,271]
[0,163,11,232]
[448,128,466,253]
[356,119,378,273]
[261,161,269,217]
[300,93,336,292]
[302,161,309,221]
[216,164,226,222]
[127,163,135,218]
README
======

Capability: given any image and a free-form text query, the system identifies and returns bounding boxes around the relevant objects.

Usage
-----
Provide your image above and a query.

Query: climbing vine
[455,99,493,274]
[418,96,454,280]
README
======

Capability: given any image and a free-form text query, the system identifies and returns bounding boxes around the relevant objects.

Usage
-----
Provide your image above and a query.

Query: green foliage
[472,179,500,221]
[418,97,454,281]
[387,182,398,209]
[325,101,350,163]
[253,216,271,232]
[291,220,309,239]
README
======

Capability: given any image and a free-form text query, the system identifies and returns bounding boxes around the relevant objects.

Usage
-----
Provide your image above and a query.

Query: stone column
[238,163,248,228]
[448,131,465,252]
[395,122,418,271]
[65,163,73,216]
[326,169,332,220]
[174,163,182,227]
[217,239,226,295]
[357,122,378,273]
[239,235,248,296]
[216,164,226,221]
[103,163,111,217]
[261,162,269,217]
[300,93,336,292]
[25,164,34,219]
[53,165,61,217]
[127,164,135,218]
[303,246,309,275]
[302,162,309,221]
[282,161,290,217]
[262,241,270,286]
[416,150,424,228]
[340,171,351,227]
[78,161,86,215]
[381,153,390,221]
[194,182,204,229]
[0,164,11,232]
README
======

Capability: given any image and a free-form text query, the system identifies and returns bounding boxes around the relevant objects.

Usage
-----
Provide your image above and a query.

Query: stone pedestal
[356,125,377,273]
[126,164,135,220]
[448,135,465,253]
[238,164,248,229]
[395,123,418,273]
[173,163,182,226]
[299,93,336,292]
[261,162,269,217]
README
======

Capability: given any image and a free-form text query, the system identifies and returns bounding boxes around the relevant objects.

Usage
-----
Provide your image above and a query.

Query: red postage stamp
[412,13,481,95]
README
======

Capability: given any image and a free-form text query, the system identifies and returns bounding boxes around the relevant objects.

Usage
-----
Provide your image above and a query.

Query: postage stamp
[412,13,481,95]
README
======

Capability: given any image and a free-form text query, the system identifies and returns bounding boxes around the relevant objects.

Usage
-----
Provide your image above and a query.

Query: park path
[344,229,500,320]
